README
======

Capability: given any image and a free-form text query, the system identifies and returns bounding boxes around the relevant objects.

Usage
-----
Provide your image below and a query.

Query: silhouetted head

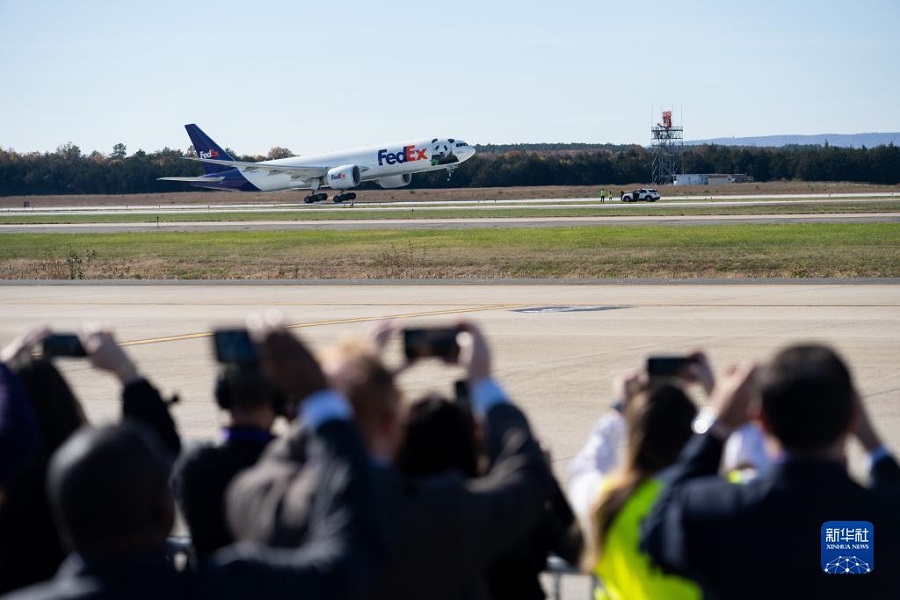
[47,422,175,556]
[759,343,855,453]
[215,364,285,415]
[395,394,480,479]
[14,359,86,457]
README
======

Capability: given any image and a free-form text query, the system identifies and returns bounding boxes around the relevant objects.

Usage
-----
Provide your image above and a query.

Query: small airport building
[673,173,754,186]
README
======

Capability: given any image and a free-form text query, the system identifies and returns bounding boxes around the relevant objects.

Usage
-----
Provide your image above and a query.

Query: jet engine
[377,173,412,189]
[326,165,361,189]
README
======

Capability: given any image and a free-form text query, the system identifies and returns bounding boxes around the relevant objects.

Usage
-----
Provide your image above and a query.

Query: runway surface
[3,191,898,215]
[2,193,898,233]
[3,282,898,473]
[3,281,897,598]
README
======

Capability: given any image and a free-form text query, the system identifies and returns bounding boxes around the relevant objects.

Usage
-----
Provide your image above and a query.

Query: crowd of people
[1,313,899,600]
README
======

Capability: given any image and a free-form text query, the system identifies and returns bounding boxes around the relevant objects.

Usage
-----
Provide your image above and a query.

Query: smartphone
[212,329,259,365]
[42,333,87,358]
[647,355,697,377]
[403,327,460,361]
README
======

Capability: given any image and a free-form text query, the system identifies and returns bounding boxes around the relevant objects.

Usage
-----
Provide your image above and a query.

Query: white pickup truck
[621,188,661,202]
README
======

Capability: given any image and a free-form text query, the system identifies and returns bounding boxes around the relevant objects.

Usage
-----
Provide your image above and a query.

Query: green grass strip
[1,223,898,280]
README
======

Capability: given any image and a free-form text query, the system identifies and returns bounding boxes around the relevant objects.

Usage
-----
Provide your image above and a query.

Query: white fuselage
[243,137,475,192]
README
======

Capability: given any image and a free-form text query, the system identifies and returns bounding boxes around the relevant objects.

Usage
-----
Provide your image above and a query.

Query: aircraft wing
[157,176,226,183]
[182,157,328,178]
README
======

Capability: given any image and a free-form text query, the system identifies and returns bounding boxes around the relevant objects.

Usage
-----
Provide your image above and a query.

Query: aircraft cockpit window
[455,142,467,147]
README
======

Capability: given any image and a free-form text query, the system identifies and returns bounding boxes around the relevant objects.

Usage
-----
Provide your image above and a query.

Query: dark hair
[395,394,480,479]
[585,383,697,570]
[47,422,173,553]
[215,364,283,412]
[623,384,698,475]
[760,343,854,452]
[14,359,86,457]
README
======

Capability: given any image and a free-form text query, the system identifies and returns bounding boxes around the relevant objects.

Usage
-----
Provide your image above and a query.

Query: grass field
[2,183,898,280]
[2,223,898,280]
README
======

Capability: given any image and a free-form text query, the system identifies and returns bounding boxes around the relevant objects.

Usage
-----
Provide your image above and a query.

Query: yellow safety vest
[593,479,701,600]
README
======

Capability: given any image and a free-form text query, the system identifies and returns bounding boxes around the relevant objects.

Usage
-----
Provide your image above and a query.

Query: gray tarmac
[3,281,897,473]
[2,281,898,598]
[2,193,898,234]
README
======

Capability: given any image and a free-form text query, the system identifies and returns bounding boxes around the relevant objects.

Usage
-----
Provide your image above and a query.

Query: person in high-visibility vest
[571,364,707,600]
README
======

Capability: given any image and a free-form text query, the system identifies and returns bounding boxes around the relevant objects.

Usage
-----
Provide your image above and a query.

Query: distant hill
[685,132,900,148]
[474,142,636,154]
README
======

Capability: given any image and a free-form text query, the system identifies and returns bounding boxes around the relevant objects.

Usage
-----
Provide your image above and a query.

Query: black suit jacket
[0,552,190,600]
[640,432,900,599]
[171,429,274,566]
[2,413,382,600]
[486,473,583,600]
[227,401,554,600]
[197,416,388,600]
[0,378,180,595]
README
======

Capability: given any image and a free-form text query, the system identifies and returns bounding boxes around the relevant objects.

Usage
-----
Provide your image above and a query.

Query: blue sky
[2,0,898,156]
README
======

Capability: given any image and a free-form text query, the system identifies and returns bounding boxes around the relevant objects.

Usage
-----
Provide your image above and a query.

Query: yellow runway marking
[120,303,526,347]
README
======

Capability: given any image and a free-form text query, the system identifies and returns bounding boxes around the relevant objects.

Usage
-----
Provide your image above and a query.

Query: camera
[42,333,87,358]
[212,328,259,365]
[403,327,461,361]
[647,355,697,377]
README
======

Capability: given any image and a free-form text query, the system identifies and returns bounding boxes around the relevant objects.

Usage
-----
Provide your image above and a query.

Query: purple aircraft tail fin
[185,124,234,174]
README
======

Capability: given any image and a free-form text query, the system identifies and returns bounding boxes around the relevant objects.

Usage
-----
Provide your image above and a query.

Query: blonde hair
[318,338,401,448]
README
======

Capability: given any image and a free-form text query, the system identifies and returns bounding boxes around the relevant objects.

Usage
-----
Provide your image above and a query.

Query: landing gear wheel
[332,192,356,203]
[304,195,314,204]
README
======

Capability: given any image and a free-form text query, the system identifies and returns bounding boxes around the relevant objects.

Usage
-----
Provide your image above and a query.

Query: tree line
[1,141,897,196]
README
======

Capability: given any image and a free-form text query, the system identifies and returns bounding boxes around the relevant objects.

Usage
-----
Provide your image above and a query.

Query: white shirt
[566,410,627,532]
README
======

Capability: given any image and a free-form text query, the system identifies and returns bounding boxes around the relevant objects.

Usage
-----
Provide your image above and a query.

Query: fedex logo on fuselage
[199,149,219,159]
[377,145,427,166]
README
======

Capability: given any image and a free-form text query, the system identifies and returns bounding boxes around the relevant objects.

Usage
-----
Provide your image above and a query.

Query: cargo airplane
[158,124,476,203]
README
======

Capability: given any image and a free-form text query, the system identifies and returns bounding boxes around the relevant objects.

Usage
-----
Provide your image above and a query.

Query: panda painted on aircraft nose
[430,138,460,166]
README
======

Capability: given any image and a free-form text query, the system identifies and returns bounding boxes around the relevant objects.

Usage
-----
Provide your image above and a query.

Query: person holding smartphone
[567,352,718,600]
[226,318,556,600]
[1,316,391,600]
[640,344,900,599]
[171,329,288,569]
[0,324,180,594]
